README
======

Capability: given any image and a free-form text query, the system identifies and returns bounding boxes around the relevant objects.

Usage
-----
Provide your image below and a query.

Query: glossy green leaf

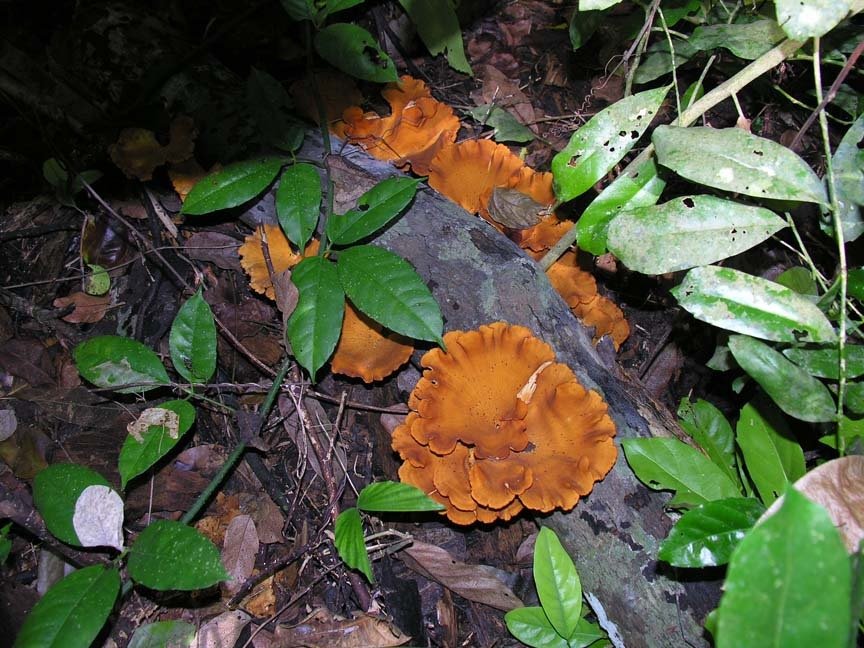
[169,289,216,383]
[728,335,836,422]
[180,157,283,216]
[775,0,852,40]
[398,0,471,74]
[286,257,345,379]
[552,85,669,203]
[357,481,444,512]
[128,620,196,648]
[736,401,806,505]
[118,400,196,490]
[74,336,170,394]
[314,24,398,83]
[504,607,568,648]
[327,177,419,245]
[621,437,741,507]
[334,508,373,583]
[783,344,864,379]
[607,195,786,273]
[689,20,785,59]
[659,497,765,567]
[127,520,228,590]
[534,527,581,639]
[33,464,110,547]
[672,266,837,343]
[246,68,304,153]
[13,565,119,648]
[338,245,443,344]
[276,163,321,250]
[832,113,864,242]
[633,38,697,85]
[467,104,534,143]
[576,156,665,255]
[716,488,851,648]
[654,126,827,204]
[677,398,739,487]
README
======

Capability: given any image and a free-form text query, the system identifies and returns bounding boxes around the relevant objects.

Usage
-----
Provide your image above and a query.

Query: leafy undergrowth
[0,0,862,647]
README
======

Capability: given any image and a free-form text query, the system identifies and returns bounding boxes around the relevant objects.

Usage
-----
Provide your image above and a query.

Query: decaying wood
[314,133,719,648]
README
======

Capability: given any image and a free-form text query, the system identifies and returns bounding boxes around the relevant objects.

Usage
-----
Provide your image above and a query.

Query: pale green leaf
[832,113,864,242]
[181,157,284,215]
[534,527,582,640]
[689,20,786,59]
[672,266,837,343]
[728,335,836,423]
[504,607,569,648]
[775,0,852,40]
[128,621,196,648]
[607,195,786,273]
[654,126,827,204]
[552,86,669,203]
[783,344,864,380]
[468,104,535,143]
[169,289,217,383]
[579,0,623,10]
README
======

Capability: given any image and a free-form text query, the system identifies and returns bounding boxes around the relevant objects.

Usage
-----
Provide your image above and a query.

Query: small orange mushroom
[238,225,320,300]
[330,302,414,383]
[392,322,617,525]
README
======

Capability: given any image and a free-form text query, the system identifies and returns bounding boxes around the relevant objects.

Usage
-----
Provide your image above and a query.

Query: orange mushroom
[238,225,320,300]
[391,322,617,525]
[330,302,414,383]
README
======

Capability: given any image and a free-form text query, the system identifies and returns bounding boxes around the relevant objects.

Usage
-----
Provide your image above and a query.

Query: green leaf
[276,163,321,250]
[832,113,864,242]
[246,68,305,153]
[775,0,852,40]
[84,264,110,296]
[716,488,851,648]
[13,565,119,648]
[314,24,398,83]
[327,177,419,245]
[280,0,314,21]
[128,620,196,648]
[0,523,11,564]
[580,0,623,9]
[467,104,535,143]
[169,289,216,383]
[74,336,170,394]
[127,520,228,590]
[534,527,581,640]
[607,195,786,274]
[653,126,827,204]
[688,20,786,59]
[325,0,365,16]
[180,157,284,216]
[398,0,472,75]
[785,344,864,379]
[728,335,837,423]
[504,607,569,648]
[848,268,864,301]
[33,464,111,546]
[843,381,864,414]
[677,398,739,487]
[736,401,806,505]
[633,38,698,85]
[334,508,373,583]
[621,438,741,507]
[775,266,818,296]
[337,245,443,344]
[43,158,68,187]
[118,400,196,490]
[552,85,669,203]
[576,156,665,255]
[568,8,602,50]
[357,481,444,512]
[659,497,765,567]
[672,266,837,343]
[286,257,345,379]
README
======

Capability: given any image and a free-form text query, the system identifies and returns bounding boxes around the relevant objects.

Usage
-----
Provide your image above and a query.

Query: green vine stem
[539,37,804,271]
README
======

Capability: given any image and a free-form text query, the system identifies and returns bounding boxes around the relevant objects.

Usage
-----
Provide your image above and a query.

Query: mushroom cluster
[392,322,617,525]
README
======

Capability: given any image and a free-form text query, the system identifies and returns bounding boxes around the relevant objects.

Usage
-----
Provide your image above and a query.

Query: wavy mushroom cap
[238,225,320,300]
[392,322,617,525]
[330,302,414,383]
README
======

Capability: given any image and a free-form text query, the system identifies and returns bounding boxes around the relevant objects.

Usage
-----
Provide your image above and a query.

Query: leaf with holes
[286,257,345,379]
[672,266,837,343]
[338,245,443,344]
[74,336,170,394]
[327,177,419,245]
[276,163,321,250]
[607,195,786,274]
[552,85,669,203]
[654,126,827,204]
[728,335,836,423]
[181,157,284,215]
[314,23,398,83]
[169,289,216,383]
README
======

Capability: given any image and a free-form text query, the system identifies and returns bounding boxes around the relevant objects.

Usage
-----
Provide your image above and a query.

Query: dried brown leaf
[222,514,260,595]
[53,292,111,324]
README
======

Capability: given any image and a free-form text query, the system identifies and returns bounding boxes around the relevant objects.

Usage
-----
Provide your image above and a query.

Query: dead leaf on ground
[399,541,522,611]
[109,115,197,181]
[272,608,410,647]
[222,514,260,595]
[0,410,17,442]
[194,610,251,648]
[183,231,242,271]
[53,292,111,324]
[472,65,537,131]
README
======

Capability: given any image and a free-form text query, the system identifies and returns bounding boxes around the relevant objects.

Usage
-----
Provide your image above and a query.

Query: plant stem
[539,37,804,271]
